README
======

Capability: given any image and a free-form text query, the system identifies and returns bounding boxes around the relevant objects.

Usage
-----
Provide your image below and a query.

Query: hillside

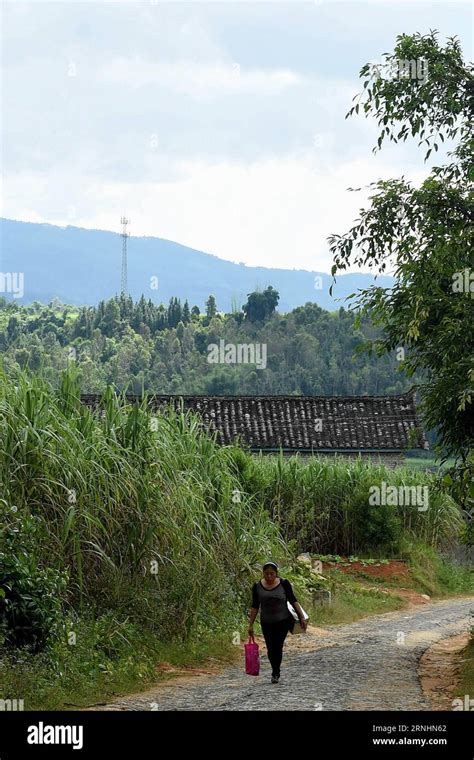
[0,218,394,312]
[0,295,410,396]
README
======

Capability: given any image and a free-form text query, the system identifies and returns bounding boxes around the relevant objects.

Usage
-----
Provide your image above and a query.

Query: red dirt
[321,559,431,605]
[322,559,410,581]
[384,588,430,605]
[419,632,470,709]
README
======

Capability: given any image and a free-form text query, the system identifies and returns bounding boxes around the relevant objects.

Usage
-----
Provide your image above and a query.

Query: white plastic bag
[287,601,309,634]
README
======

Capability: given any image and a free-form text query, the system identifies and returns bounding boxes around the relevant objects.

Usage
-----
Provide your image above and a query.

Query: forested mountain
[0,218,394,312]
[0,292,410,396]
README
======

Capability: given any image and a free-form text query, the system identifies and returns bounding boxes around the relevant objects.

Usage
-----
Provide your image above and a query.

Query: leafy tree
[6,316,21,344]
[118,293,134,320]
[101,299,121,337]
[0,293,413,399]
[73,307,92,339]
[243,286,280,322]
[329,32,473,461]
[204,369,239,395]
[167,297,182,328]
[205,295,217,320]
[182,300,191,324]
[93,300,106,329]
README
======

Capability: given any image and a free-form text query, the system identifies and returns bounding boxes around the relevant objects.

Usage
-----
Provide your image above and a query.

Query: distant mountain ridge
[0,218,394,311]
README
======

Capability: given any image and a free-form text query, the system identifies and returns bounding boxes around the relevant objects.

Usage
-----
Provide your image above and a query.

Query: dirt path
[88,597,473,712]
[418,631,471,710]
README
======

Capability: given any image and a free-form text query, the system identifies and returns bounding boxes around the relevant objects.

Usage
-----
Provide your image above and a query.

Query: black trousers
[260,617,293,677]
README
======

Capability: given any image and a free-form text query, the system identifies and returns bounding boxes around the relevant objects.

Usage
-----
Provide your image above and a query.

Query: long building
[80,390,426,467]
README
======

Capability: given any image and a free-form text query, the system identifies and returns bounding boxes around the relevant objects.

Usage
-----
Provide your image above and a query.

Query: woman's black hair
[262,561,279,572]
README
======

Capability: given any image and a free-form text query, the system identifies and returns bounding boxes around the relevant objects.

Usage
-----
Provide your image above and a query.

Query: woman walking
[248,561,307,683]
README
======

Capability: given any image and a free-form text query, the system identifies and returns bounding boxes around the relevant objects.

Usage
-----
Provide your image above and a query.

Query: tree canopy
[243,286,280,322]
[329,32,473,461]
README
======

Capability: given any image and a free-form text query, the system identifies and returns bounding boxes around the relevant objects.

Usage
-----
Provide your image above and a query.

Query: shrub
[230,452,462,555]
[0,502,68,651]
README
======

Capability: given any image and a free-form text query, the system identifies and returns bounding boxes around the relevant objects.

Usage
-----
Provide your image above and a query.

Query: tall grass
[228,450,463,556]
[0,369,464,651]
[1,369,468,709]
[0,370,285,643]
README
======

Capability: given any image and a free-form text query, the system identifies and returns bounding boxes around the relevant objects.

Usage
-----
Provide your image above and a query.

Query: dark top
[251,578,298,624]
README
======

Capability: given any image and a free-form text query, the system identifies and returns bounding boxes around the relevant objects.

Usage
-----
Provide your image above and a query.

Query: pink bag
[244,634,260,676]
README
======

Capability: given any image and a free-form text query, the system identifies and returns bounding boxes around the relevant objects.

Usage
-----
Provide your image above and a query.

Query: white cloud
[1,0,467,278]
[2,153,427,274]
[99,57,302,97]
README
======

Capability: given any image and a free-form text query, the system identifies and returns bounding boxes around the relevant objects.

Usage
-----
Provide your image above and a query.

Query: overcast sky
[1,0,472,272]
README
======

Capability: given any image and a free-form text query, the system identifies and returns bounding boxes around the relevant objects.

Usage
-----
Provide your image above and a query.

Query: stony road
[93,597,473,711]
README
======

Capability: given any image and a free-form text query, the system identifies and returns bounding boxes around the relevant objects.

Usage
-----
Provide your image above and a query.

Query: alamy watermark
[452,269,474,295]
[27,722,83,750]
[207,339,267,370]
[452,695,473,710]
[0,272,24,299]
[369,58,428,84]
[369,482,429,512]
[0,698,24,711]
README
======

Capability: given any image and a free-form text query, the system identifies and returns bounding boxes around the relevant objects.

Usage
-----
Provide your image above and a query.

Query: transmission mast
[120,216,130,295]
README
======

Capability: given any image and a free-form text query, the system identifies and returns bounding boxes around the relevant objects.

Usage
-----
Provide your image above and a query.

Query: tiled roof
[80,391,426,452]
